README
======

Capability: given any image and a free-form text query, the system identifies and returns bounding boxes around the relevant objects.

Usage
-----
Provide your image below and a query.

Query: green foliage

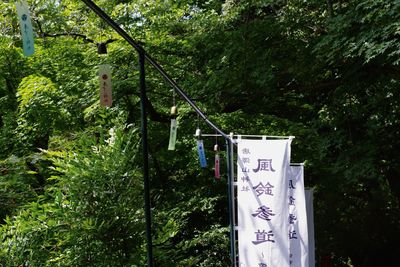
[153,184,230,266]
[315,0,400,65]
[0,36,31,156]
[1,127,145,266]
[15,75,62,152]
[0,156,38,223]
[0,199,69,267]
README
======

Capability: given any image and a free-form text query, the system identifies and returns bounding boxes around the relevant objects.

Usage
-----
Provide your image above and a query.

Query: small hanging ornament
[16,0,35,56]
[99,64,113,107]
[214,144,220,179]
[170,105,177,116]
[97,42,108,54]
[195,128,201,138]
[168,105,178,150]
[196,128,207,168]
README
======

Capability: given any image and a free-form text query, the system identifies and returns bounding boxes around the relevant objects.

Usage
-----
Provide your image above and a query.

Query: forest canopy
[1,0,399,266]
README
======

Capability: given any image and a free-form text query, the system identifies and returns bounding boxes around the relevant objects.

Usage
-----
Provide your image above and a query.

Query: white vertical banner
[237,138,292,267]
[288,165,309,267]
[99,64,113,107]
[305,189,315,267]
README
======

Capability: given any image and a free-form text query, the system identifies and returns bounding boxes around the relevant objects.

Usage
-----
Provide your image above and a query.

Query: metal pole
[139,50,154,267]
[226,137,236,267]
[230,136,237,267]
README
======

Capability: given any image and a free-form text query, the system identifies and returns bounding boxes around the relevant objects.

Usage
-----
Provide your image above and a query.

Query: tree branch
[43,32,95,43]
[34,18,117,45]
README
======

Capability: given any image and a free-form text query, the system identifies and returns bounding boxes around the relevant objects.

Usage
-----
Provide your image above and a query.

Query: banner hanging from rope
[288,164,309,267]
[237,138,292,267]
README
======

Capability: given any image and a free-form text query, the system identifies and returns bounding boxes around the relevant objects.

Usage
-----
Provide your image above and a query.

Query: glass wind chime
[193,120,221,180]
[195,127,207,168]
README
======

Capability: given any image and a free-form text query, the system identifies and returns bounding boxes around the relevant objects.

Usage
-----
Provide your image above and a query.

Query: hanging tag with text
[16,0,35,56]
[197,140,207,168]
[168,118,177,150]
[99,64,113,107]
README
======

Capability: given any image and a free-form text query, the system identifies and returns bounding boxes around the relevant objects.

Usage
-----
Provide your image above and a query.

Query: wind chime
[195,126,207,168]
[214,135,220,180]
[185,115,222,178]
[168,91,178,150]
[167,97,221,178]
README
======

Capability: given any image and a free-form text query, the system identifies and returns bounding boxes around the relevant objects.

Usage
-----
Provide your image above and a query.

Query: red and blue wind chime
[194,127,221,179]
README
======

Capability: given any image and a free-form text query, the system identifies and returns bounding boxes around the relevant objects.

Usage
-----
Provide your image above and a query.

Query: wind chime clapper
[195,128,207,168]
[168,105,178,150]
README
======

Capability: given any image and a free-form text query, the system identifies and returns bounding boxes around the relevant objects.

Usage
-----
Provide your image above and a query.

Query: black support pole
[139,50,154,267]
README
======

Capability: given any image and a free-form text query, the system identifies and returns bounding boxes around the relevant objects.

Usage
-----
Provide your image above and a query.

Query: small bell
[170,105,177,116]
[97,42,107,54]
[195,128,202,138]
[214,144,219,152]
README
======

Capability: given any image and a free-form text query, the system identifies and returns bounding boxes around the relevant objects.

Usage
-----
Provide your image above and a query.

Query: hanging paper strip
[16,0,35,56]
[197,140,207,168]
[168,118,177,150]
[99,64,113,107]
[237,138,292,267]
[214,153,220,179]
